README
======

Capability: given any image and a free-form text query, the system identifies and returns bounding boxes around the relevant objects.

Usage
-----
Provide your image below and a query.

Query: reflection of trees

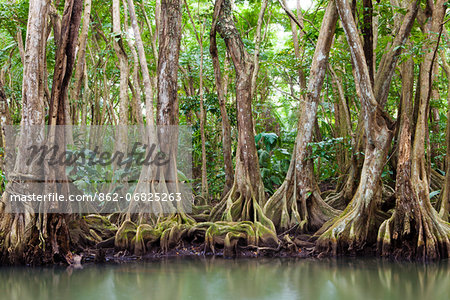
[308,259,450,300]
[0,259,449,299]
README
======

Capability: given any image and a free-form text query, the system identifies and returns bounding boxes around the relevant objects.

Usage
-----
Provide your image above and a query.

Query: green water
[0,258,449,300]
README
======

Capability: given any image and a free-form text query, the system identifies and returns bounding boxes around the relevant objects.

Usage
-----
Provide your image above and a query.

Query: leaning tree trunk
[316,0,399,255]
[329,0,420,208]
[381,0,450,260]
[263,0,339,233]
[209,0,276,237]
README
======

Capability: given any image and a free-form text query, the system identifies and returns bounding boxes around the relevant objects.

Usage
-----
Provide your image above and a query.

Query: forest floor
[75,233,345,266]
[79,244,312,265]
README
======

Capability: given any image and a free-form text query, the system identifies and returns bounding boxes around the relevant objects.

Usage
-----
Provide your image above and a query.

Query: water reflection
[0,258,448,300]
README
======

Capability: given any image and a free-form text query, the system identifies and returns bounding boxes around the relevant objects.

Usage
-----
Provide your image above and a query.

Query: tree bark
[362,0,374,86]
[403,0,449,259]
[71,0,92,120]
[46,0,83,263]
[0,80,14,174]
[250,0,269,99]
[126,0,155,127]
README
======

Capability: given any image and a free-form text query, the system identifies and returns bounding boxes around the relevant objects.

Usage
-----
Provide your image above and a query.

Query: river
[1,258,449,299]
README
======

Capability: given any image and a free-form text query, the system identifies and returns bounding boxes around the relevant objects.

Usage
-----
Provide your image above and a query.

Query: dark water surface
[0,257,449,300]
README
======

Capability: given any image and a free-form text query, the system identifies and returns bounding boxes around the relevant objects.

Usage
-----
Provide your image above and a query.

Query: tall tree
[380,0,450,259]
[317,0,418,255]
[0,0,49,264]
[209,0,275,236]
[0,0,83,264]
[264,0,339,232]
[209,1,233,196]
[112,0,129,153]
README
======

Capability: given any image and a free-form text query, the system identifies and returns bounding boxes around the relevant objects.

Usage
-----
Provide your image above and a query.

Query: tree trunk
[122,0,142,128]
[391,0,450,259]
[376,56,419,258]
[263,0,339,232]
[362,0,374,86]
[156,0,182,190]
[126,0,155,127]
[250,0,269,99]
[1,0,83,264]
[439,51,450,222]
[112,0,129,154]
[184,0,209,199]
[317,0,402,255]
[0,80,14,174]
[71,0,92,120]
[0,0,49,264]
[209,0,276,241]
[209,4,234,196]
[46,0,83,263]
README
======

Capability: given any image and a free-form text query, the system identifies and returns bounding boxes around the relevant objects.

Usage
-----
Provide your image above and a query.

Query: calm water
[0,258,449,300]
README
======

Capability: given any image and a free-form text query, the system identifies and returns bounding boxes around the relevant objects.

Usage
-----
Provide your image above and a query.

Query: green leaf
[430,190,441,199]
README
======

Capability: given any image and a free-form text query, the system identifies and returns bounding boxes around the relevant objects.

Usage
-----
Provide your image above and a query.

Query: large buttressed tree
[209,0,276,239]
[316,0,420,255]
[378,0,450,259]
[0,0,50,264]
[0,0,83,264]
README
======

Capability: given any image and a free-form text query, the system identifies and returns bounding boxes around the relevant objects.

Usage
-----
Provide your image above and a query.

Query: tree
[209,0,275,236]
[0,0,83,264]
[209,0,233,196]
[317,0,418,255]
[378,0,450,259]
[264,0,339,232]
[112,0,129,154]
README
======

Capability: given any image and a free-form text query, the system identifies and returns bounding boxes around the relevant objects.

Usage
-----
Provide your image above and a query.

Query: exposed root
[377,204,450,260]
[1,182,73,265]
[263,159,339,233]
[324,190,347,210]
[204,221,278,257]
[377,167,450,260]
[116,218,278,258]
[114,220,138,251]
[210,173,276,236]
[316,186,383,256]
